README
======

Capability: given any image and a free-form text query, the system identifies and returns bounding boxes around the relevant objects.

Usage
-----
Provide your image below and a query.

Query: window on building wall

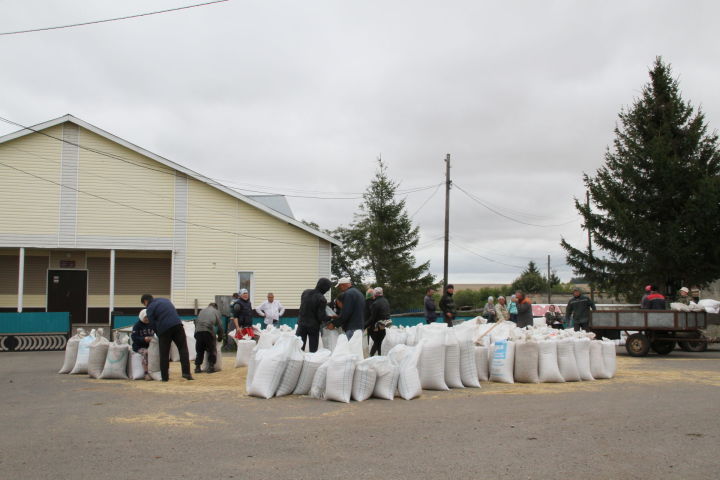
[238,272,254,299]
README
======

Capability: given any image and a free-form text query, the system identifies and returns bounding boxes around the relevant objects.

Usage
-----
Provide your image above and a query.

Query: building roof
[0,114,340,246]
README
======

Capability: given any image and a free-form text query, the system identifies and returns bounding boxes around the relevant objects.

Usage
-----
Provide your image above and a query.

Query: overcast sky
[2,0,719,284]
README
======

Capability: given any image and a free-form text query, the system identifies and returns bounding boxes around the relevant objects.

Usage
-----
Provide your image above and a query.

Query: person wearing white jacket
[256,293,285,329]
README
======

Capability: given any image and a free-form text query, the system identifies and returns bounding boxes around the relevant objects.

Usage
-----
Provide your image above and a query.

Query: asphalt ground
[1,345,719,480]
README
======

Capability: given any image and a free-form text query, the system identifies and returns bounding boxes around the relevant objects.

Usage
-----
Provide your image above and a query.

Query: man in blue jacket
[329,277,365,340]
[141,294,193,382]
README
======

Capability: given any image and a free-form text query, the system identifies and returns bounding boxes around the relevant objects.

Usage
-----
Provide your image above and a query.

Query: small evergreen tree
[511,261,547,293]
[561,57,720,299]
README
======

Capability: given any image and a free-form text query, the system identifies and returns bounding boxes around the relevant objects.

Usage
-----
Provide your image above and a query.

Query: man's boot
[194,365,202,374]
[207,364,216,374]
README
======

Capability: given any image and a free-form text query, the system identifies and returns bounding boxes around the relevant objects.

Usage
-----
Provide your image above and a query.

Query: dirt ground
[1,346,719,479]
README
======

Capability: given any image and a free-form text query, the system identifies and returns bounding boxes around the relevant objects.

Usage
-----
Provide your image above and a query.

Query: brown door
[47,270,87,324]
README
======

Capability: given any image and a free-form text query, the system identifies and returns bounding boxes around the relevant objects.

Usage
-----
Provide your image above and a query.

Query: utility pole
[586,191,595,302]
[443,153,451,289]
[547,254,552,304]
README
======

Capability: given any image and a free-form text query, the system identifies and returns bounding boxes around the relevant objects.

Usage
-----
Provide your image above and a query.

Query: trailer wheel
[626,333,650,357]
[678,340,708,352]
[650,340,675,355]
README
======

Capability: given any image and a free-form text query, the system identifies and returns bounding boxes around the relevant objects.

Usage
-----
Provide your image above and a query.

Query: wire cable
[410,183,442,218]
[0,1,229,36]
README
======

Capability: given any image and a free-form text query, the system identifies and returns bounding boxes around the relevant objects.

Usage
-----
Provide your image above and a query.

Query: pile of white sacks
[671,299,720,314]
[58,321,222,381]
[244,319,617,402]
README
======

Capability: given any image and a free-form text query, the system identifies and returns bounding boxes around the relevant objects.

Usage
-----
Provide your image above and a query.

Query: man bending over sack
[131,309,155,380]
[141,294,193,382]
[194,303,224,374]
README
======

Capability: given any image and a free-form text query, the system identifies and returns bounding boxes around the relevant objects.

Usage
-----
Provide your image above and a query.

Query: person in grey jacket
[565,288,597,331]
[329,277,365,339]
[194,303,223,374]
[424,287,437,324]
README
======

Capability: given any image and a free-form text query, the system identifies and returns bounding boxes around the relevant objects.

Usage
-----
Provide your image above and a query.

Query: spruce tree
[561,57,720,299]
[349,159,435,309]
[511,261,547,293]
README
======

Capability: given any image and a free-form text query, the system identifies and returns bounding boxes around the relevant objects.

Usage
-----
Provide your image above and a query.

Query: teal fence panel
[0,312,70,334]
[113,315,197,330]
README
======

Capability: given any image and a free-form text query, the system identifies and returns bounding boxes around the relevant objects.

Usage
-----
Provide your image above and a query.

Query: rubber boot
[207,364,216,374]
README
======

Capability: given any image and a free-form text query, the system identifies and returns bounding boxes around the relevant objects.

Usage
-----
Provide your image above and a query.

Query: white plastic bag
[455,328,480,388]
[573,337,594,381]
[601,340,617,378]
[325,354,359,403]
[70,329,96,374]
[556,338,580,382]
[444,328,465,388]
[475,346,489,382]
[309,361,330,399]
[321,327,340,352]
[388,341,424,400]
[352,358,378,402]
[367,356,399,400]
[99,336,130,380]
[201,342,223,372]
[513,340,540,383]
[589,340,610,379]
[537,340,564,383]
[293,349,331,395]
[235,339,255,367]
[59,328,86,374]
[276,337,305,396]
[147,336,163,381]
[87,335,110,379]
[247,334,295,398]
[417,326,448,390]
[489,340,515,384]
[129,351,146,380]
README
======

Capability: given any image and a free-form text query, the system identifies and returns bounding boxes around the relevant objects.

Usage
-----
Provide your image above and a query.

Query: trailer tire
[678,340,708,352]
[626,333,650,357]
[650,340,675,355]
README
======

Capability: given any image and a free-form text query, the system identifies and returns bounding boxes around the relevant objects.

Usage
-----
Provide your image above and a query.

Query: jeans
[158,324,191,381]
[296,324,319,352]
[345,328,360,340]
[194,331,217,367]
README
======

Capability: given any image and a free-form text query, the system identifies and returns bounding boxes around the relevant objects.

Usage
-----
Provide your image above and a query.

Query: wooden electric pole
[547,254,552,304]
[443,153,451,289]
[586,190,595,302]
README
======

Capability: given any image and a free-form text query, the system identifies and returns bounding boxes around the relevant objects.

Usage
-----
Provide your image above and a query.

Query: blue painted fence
[0,312,70,334]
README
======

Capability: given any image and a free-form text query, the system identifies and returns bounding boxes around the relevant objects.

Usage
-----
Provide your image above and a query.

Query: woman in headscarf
[482,296,496,323]
[495,296,510,322]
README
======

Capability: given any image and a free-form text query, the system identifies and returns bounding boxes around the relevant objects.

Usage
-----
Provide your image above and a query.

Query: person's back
[195,306,221,334]
[339,286,365,332]
[515,293,533,328]
[298,278,332,329]
[647,292,666,310]
[146,297,181,334]
[369,295,390,323]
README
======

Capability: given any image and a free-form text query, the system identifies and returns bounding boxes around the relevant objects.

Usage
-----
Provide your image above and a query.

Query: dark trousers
[369,328,385,356]
[158,324,191,381]
[444,313,455,327]
[425,316,437,324]
[194,331,217,367]
[296,324,319,352]
[574,321,588,332]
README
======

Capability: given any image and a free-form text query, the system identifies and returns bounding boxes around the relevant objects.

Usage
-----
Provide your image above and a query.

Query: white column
[18,247,25,312]
[109,249,116,324]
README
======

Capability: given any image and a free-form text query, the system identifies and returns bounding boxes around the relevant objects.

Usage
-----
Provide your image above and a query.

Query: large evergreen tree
[561,58,720,299]
[347,159,436,309]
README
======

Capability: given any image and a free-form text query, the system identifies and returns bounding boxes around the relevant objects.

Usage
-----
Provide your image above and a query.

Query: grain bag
[276,336,305,396]
[201,342,224,372]
[309,361,330,399]
[99,335,130,380]
[69,329,96,374]
[573,337,594,381]
[325,354,359,403]
[489,340,515,383]
[475,345,490,382]
[321,327,340,352]
[147,336,163,381]
[556,338,580,382]
[235,339,255,367]
[129,351,146,380]
[351,358,378,402]
[589,340,610,379]
[417,326,448,390]
[87,334,110,379]
[444,328,465,388]
[58,328,87,374]
[513,340,540,383]
[388,341,424,400]
[247,336,294,399]
[382,328,408,354]
[455,326,480,388]
[537,340,564,383]
[366,356,399,400]
[601,340,617,378]
[293,349,332,395]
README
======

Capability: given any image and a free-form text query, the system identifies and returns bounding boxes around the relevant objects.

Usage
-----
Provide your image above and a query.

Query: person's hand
[330,314,339,319]
[326,323,335,330]
[144,336,152,343]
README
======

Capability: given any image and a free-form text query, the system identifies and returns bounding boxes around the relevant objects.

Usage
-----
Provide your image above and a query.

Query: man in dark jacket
[231,289,253,337]
[424,287,437,324]
[646,286,666,310]
[331,277,365,339]
[366,287,390,356]
[297,278,333,352]
[515,290,534,328]
[565,288,597,331]
[439,284,456,327]
[141,294,193,382]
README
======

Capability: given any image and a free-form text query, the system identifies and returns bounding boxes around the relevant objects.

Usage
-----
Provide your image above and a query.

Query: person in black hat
[439,284,456,327]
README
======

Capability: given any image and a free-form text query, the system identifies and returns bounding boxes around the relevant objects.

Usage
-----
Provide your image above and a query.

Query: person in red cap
[640,285,652,309]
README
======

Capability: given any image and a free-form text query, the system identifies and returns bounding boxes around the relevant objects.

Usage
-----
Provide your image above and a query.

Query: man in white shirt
[256,292,285,329]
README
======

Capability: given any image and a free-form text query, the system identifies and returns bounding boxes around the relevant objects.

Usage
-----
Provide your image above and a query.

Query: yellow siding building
[0,115,337,323]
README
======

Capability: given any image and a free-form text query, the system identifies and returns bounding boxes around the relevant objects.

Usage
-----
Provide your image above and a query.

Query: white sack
[325,354,359,403]
[87,335,110,379]
[247,337,292,399]
[513,341,540,383]
[69,329,96,374]
[293,349,332,395]
[418,327,448,390]
[557,339,581,382]
[601,340,617,378]
[129,351,146,380]
[537,340,564,383]
[352,358,378,402]
[366,356,399,400]
[59,329,86,374]
[382,328,408,354]
[309,361,330,399]
[698,298,720,314]
[321,327,340,352]
[235,339,255,367]
[200,343,224,372]
[183,321,196,362]
[455,327,480,388]
[147,336,163,381]
[276,337,305,396]
[444,329,465,389]
[99,338,130,380]
[589,340,611,379]
[388,341,424,400]
[573,337,594,381]
[489,340,515,384]
[475,346,490,382]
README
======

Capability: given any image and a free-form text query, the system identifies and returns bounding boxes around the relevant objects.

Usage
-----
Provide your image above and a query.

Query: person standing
[329,277,365,339]
[130,309,155,380]
[678,287,692,305]
[364,288,375,324]
[646,286,666,310]
[515,290,534,328]
[297,278,333,352]
[439,284,457,327]
[690,285,701,304]
[366,287,390,356]
[640,285,652,308]
[424,288,437,324]
[565,288,597,331]
[194,303,224,374]
[256,292,285,329]
[231,289,253,338]
[508,295,518,323]
[141,294,193,382]
[482,296,497,323]
[495,296,510,322]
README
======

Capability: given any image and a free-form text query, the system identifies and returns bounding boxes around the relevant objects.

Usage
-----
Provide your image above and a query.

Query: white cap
[373,287,383,295]
[239,288,249,295]
[138,309,147,320]
[337,277,352,285]
[680,287,689,294]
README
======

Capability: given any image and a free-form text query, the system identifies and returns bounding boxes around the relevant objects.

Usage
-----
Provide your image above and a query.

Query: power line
[0,0,229,36]
[0,160,323,250]
[410,183,442,218]
[454,183,579,228]
[0,115,439,200]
